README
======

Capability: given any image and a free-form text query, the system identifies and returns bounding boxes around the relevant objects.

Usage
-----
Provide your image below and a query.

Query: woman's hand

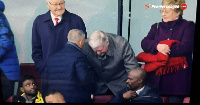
[157,44,171,55]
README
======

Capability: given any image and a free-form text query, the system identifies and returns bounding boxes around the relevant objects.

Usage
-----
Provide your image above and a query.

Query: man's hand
[123,90,137,100]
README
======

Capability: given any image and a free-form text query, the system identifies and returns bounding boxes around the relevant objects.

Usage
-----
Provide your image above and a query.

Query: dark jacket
[43,42,93,103]
[83,33,139,96]
[108,84,163,103]
[32,10,87,74]
[0,1,20,80]
[13,91,44,103]
[141,16,195,96]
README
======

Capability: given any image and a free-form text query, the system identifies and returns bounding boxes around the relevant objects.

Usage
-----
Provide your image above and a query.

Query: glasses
[48,1,65,7]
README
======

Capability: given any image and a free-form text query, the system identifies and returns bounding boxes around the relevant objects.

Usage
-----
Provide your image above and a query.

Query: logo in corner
[181,3,187,10]
[145,4,150,10]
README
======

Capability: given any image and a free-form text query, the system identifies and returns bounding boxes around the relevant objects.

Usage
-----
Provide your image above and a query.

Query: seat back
[160,96,169,103]
[17,63,41,95]
[183,97,190,103]
[5,95,14,103]
[92,95,114,103]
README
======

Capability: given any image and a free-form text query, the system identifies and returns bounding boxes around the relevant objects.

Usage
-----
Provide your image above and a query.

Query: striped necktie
[54,18,59,26]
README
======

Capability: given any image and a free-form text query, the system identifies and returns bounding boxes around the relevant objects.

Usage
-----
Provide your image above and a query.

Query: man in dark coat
[32,0,87,96]
[32,0,87,73]
[43,29,93,103]
[108,67,163,103]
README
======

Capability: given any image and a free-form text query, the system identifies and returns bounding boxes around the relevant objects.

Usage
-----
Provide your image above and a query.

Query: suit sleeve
[76,16,87,39]
[108,89,127,103]
[75,56,90,82]
[31,16,43,72]
[122,38,139,72]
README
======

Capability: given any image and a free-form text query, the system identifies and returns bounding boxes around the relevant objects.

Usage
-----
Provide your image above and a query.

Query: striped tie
[54,18,59,26]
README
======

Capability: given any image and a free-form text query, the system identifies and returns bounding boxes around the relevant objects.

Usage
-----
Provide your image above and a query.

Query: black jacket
[108,83,163,103]
[12,91,44,103]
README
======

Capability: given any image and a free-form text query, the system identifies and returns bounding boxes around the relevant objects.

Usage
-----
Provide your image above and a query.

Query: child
[13,75,44,103]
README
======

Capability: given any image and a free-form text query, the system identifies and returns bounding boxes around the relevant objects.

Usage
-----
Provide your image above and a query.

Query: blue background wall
[2,0,197,63]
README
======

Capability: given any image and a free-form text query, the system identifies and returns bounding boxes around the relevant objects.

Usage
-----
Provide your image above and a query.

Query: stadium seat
[92,95,114,103]
[18,63,41,95]
[160,96,169,103]
[5,95,14,103]
[183,97,190,103]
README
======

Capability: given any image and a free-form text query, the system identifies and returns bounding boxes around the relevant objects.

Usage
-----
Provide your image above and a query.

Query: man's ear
[20,87,25,93]
[79,40,83,46]
[138,79,143,84]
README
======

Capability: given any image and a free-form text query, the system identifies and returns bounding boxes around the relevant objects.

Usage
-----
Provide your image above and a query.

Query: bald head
[67,29,86,48]
[129,67,147,84]
[45,89,66,103]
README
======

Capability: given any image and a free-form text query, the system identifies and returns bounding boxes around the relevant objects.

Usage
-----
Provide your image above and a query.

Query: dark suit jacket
[108,83,163,103]
[43,42,93,103]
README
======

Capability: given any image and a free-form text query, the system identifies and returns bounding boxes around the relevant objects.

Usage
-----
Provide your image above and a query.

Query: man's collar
[136,85,145,96]
[50,11,62,20]
[22,93,36,103]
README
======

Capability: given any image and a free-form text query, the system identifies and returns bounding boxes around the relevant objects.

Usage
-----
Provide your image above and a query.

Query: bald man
[43,29,93,103]
[45,89,66,103]
[108,67,163,103]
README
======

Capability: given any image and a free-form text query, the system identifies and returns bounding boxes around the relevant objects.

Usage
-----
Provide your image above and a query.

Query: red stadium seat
[183,97,190,103]
[92,95,114,103]
[5,95,14,103]
[18,63,41,95]
[160,96,169,103]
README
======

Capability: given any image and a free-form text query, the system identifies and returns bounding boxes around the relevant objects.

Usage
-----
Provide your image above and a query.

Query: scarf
[21,91,44,103]
[136,40,188,76]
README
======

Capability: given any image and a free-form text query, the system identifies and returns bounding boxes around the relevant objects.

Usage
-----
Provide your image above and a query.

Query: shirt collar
[50,12,62,26]
[136,85,145,96]
[22,94,36,103]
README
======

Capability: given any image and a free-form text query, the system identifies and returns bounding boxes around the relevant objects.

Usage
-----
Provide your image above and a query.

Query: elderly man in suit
[83,31,139,97]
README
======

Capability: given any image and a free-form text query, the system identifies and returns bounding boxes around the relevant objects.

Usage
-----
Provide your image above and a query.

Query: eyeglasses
[48,1,65,7]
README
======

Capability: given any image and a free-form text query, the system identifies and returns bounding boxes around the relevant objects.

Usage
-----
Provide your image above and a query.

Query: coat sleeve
[108,89,127,103]
[0,21,14,59]
[31,16,43,72]
[76,17,87,39]
[75,55,91,82]
[141,23,160,54]
[122,38,139,72]
[75,55,93,93]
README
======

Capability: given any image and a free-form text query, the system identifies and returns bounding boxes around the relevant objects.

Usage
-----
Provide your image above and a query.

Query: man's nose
[97,51,101,55]
[126,79,129,83]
